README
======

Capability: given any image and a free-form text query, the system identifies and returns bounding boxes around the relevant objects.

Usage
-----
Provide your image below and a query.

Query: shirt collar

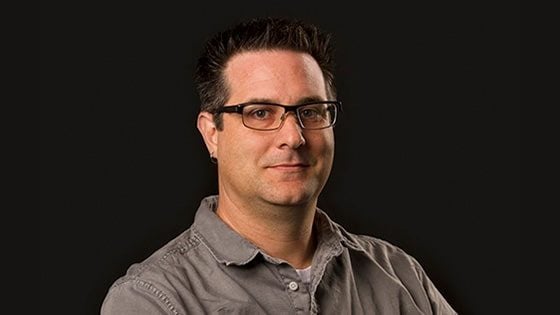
[313,206,365,253]
[192,195,260,266]
[192,195,365,266]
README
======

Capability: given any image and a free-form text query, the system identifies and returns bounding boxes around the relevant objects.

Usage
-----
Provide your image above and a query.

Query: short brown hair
[193,17,337,129]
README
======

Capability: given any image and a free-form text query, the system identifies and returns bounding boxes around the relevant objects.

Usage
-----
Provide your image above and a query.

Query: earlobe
[197,112,218,157]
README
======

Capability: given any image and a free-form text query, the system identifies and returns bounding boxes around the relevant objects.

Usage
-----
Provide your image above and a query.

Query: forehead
[223,50,327,104]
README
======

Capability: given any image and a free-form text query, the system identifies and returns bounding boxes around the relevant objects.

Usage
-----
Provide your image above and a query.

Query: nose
[277,112,306,148]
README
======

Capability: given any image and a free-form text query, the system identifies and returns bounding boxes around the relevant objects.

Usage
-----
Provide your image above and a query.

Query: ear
[197,111,219,158]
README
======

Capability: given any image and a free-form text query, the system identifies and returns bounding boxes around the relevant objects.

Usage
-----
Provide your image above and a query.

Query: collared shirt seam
[133,235,201,276]
[112,277,182,315]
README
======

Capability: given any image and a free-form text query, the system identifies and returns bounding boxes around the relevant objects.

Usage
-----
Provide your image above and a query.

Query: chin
[263,187,315,207]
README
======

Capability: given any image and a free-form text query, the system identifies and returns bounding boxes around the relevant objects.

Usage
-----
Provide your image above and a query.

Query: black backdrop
[41,1,519,314]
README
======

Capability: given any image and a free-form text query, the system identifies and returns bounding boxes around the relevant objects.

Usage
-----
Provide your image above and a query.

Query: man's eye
[254,110,268,118]
[301,108,320,119]
[248,108,273,120]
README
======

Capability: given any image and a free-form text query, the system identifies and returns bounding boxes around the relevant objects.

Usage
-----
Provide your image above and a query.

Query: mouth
[267,161,310,170]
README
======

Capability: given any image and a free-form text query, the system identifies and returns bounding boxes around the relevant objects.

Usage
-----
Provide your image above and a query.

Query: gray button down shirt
[101,195,457,314]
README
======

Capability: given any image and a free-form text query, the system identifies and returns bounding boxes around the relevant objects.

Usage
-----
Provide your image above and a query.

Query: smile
[267,163,309,171]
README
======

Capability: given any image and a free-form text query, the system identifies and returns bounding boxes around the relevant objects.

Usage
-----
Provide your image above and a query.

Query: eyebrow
[241,96,327,105]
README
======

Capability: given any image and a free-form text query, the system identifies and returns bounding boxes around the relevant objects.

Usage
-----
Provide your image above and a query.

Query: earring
[210,152,217,164]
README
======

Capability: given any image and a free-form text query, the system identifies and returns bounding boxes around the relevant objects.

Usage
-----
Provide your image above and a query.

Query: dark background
[41,1,519,314]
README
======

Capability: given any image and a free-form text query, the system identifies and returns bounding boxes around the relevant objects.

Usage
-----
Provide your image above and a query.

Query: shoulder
[339,228,458,314]
[101,228,205,314]
[337,225,426,278]
[316,210,424,276]
[121,228,202,281]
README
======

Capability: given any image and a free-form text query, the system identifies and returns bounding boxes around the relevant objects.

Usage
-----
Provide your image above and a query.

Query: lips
[267,161,310,170]
[264,154,312,169]
[269,163,308,168]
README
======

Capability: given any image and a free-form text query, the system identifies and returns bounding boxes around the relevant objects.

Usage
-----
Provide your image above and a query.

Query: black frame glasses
[215,100,342,131]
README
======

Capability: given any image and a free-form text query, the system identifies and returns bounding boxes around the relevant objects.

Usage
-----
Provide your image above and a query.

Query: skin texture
[197,50,335,268]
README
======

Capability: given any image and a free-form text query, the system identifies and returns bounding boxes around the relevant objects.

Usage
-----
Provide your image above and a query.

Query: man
[101,17,457,314]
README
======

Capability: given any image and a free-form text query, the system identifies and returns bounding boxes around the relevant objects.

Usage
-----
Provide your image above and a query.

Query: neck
[216,195,317,269]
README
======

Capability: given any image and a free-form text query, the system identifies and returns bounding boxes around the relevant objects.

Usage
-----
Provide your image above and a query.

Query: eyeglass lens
[242,103,336,130]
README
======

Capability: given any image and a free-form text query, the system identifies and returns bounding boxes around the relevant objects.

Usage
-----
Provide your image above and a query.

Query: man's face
[217,50,335,207]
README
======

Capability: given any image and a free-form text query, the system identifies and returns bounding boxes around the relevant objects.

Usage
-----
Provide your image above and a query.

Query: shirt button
[288,281,299,291]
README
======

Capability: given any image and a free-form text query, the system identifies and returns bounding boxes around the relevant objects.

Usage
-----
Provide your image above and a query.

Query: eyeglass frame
[214,100,342,131]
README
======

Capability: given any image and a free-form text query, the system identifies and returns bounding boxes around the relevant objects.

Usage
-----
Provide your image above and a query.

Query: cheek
[310,132,335,157]
[218,128,266,166]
